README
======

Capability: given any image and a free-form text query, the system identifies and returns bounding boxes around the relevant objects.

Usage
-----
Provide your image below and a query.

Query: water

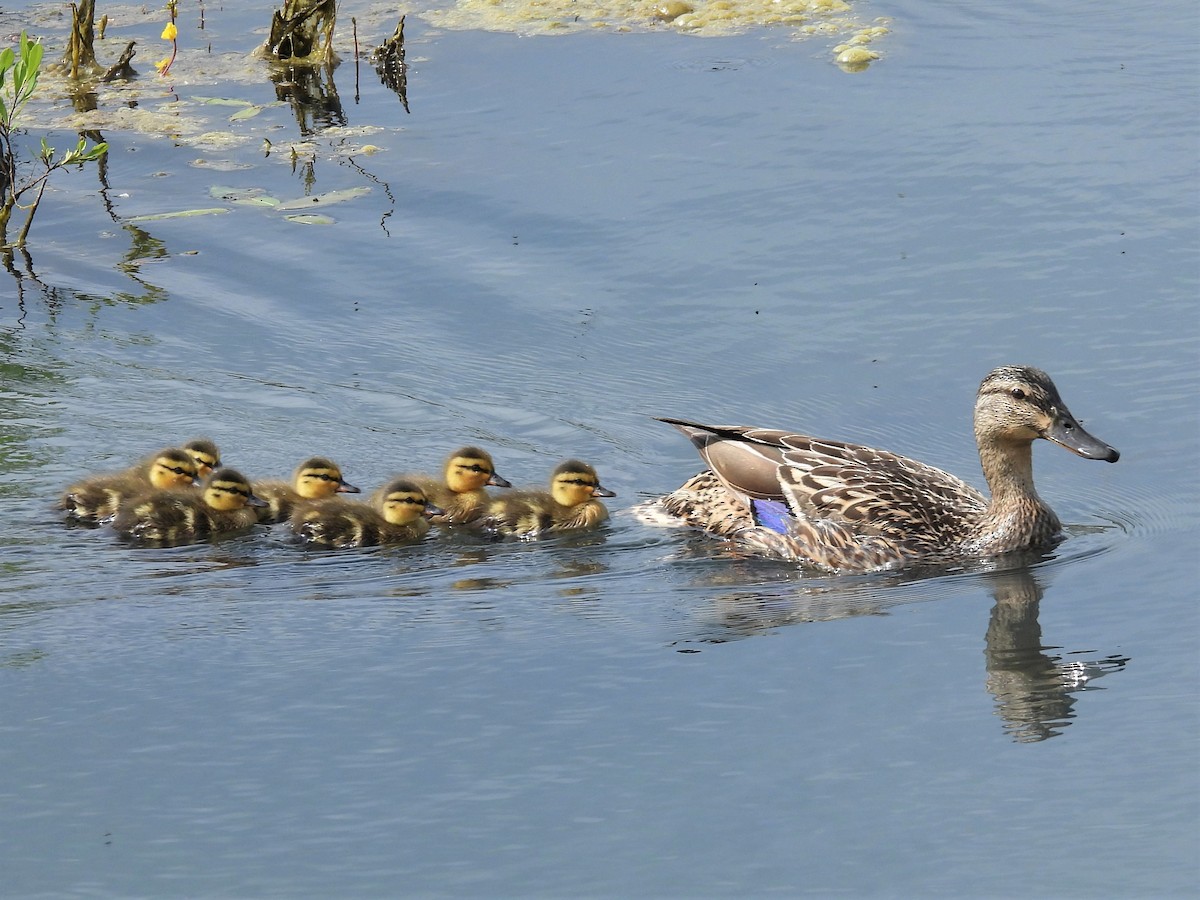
[2,0,1197,895]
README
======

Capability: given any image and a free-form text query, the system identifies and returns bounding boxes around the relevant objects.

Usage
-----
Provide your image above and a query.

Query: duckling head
[202,468,269,511]
[975,366,1119,462]
[293,457,362,499]
[549,459,617,507]
[184,439,222,478]
[379,478,443,526]
[443,446,511,493]
[148,449,201,489]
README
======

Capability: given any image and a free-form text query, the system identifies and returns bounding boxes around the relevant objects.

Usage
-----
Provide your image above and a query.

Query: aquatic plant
[156,2,180,77]
[0,32,108,248]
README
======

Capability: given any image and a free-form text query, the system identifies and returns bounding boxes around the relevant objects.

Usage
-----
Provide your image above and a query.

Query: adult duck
[654,365,1119,571]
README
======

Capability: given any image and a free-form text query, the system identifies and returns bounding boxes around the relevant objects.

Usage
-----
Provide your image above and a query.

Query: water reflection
[269,61,347,136]
[683,558,1129,744]
[982,568,1130,744]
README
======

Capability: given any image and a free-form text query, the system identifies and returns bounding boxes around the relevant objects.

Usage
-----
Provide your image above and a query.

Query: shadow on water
[669,541,1130,744]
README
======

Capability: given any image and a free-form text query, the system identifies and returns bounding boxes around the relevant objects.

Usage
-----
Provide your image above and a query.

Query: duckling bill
[654,365,1118,571]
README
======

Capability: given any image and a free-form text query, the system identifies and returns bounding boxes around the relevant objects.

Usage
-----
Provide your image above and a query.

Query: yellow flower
[155,56,172,72]
[161,22,178,41]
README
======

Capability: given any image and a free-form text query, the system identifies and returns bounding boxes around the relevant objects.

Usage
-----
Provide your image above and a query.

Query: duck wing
[660,418,988,546]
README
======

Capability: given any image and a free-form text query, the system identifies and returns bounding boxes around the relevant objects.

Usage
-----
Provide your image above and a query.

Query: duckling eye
[464,465,490,475]
[167,466,191,476]
[1010,388,1026,400]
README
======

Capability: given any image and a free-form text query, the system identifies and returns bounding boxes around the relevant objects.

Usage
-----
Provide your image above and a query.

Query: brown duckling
[374,446,511,525]
[113,467,267,545]
[183,438,222,478]
[290,478,441,549]
[252,456,360,523]
[59,447,199,523]
[475,459,615,539]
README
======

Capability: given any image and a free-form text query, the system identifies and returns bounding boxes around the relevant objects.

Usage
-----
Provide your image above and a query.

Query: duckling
[475,459,615,539]
[59,447,199,523]
[252,456,360,523]
[183,438,222,478]
[113,467,267,545]
[376,446,511,525]
[290,479,441,549]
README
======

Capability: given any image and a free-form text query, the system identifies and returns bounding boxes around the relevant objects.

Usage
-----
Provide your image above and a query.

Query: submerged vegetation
[0,31,107,249]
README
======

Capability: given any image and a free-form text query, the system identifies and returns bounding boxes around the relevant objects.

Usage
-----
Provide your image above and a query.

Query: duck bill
[487,473,512,488]
[1045,412,1120,462]
[247,493,271,508]
[423,503,446,519]
[337,481,362,494]
[592,485,617,498]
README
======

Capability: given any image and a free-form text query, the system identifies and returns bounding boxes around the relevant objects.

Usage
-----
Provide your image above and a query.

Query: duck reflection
[982,567,1129,743]
[686,555,1128,743]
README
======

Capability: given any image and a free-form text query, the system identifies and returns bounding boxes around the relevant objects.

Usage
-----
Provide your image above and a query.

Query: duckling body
[291,479,437,549]
[59,448,199,523]
[113,468,266,545]
[476,460,615,539]
[654,366,1119,572]
[253,456,360,523]
[377,446,511,525]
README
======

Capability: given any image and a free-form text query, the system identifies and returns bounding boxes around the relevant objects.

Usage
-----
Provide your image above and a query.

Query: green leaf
[275,187,371,211]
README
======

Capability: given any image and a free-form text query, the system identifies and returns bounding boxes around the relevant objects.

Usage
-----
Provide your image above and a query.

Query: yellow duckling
[59,447,199,523]
[476,459,615,539]
[290,479,441,549]
[183,438,222,478]
[252,456,361,523]
[376,446,511,525]
[113,467,267,545]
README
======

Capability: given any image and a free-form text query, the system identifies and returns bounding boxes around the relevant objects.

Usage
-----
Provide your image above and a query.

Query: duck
[289,478,441,549]
[474,459,616,539]
[59,447,200,523]
[183,438,222,478]
[653,365,1119,572]
[252,456,361,523]
[377,446,511,525]
[113,467,267,545]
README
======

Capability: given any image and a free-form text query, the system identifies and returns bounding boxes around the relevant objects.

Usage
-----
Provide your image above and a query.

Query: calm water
[2,0,1197,896]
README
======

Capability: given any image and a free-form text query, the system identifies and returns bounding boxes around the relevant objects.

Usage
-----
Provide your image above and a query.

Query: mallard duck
[475,459,615,539]
[377,446,511,525]
[653,365,1119,572]
[113,467,267,545]
[290,478,441,549]
[59,447,200,523]
[252,456,361,523]
[183,438,222,478]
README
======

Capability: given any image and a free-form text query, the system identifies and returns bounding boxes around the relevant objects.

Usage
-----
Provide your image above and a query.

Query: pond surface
[2,0,1198,896]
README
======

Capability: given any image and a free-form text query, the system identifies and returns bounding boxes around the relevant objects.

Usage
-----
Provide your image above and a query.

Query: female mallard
[252,456,361,523]
[290,478,441,549]
[377,446,511,525]
[654,365,1119,571]
[59,447,200,523]
[475,459,616,539]
[113,467,267,545]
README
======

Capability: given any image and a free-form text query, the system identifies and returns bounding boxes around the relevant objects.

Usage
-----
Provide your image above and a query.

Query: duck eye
[1010,388,1026,400]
